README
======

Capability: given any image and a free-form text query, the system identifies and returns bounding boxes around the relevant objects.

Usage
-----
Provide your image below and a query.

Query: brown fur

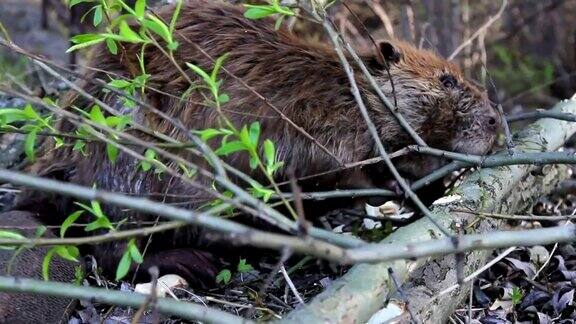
[13,0,500,284]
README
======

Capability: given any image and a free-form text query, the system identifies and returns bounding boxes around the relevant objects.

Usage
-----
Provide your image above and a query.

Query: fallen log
[283,97,576,323]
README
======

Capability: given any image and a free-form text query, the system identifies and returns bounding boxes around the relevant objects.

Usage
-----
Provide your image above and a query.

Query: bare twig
[409,145,576,167]
[507,109,576,123]
[131,266,160,324]
[435,246,517,298]
[454,208,576,222]
[0,276,249,324]
[280,265,304,305]
[345,224,576,263]
[388,267,419,324]
[448,0,508,60]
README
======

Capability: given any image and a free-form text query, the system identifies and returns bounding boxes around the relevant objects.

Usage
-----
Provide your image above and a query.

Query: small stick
[448,0,508,60]
[388,267,419,324]
[434,246,516,298]
[280,265,304,305]
[131,266,160,324]
[507,109,576,123]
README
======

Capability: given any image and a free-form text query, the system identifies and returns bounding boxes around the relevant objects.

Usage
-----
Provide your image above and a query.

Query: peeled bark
[283,98,576,323]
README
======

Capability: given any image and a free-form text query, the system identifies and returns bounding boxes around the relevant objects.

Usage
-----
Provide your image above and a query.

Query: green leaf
[195,128,223,141]
[140,148,156,171]
[67,35,105,52]
[118,20,143,43]
[263,139,275,167]
[23,104,40,120]
[217,93,230,104]
[74,265,84,285]
[141,16,171,43]
[105,38,118,55]
[511,287,523,305]
[134,0,146,19]
[0,108,28,125]
[211,53,229,82]
[0,230,25,250]
[54,246,80,262]
[274,15,284,30]
[249,156,258,170]
[115,249,132,281]
[54,137,65,149]
[186,62,213,89]
[178,163,197,178]
[237,259,253,273]
[248,122,260,147]
[169,0,183,34]
[166,40,179,51]
[70,33,104,44]
[216,269,231,285]
[69,0,93,8]
[24,129,37,162]
[93,5,103,26]
[214,140,246,156]
[85,216,114,232]
[89,105,106,125]
[239,125,250,146]
[106,143,119,163]
[73,140,86,154]
[244,6,277,19]
[90,200,105,219]
[42,248,55,280]
[128,239,143,263]
[107,79,132,89]
[249,181,274,201]
[74,202,95,215]
[60,210,84,238]
[34,226,47,238]
[109,115,132,130]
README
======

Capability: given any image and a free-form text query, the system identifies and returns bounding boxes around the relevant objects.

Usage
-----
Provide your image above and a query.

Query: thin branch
[280,265,304,305]
[388,267,419,324]
[0,127,198,149]
[434,246,516,298]
[0,276,250,324]
[454,208,576,222]
[0,220,186,246]
[273,188,395,200]
[409,145,576,167]
[507,109,576,123]
[448,0,508,60]
[346,224,576,263]
[411,161,468,191]
[497,103,515,154]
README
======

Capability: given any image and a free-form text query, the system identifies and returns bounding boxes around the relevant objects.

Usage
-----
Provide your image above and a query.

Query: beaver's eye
[440,74,458,88]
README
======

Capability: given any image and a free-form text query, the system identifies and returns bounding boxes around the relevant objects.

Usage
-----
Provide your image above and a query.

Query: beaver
[5,0,500,289]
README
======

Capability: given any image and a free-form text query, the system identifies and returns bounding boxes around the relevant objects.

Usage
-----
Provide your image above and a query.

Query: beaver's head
[366,40,501,178]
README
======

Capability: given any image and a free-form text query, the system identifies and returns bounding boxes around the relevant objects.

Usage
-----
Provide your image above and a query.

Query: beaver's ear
[371,41,402,67]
